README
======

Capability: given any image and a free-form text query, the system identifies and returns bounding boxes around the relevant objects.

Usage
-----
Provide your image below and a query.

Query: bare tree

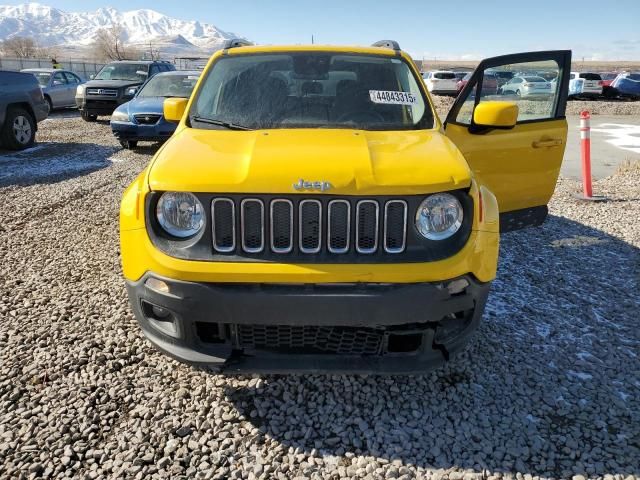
[1,36,37,58]
[92,24,139,61]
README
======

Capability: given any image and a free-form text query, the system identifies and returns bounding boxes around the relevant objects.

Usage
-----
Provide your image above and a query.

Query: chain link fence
[0,57,105,79]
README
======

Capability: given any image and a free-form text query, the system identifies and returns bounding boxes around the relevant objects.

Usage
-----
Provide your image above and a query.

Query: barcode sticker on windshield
[369,90,417,105]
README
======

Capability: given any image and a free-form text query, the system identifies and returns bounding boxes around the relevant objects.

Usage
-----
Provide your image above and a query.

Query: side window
[453,59,561,125]
[63,72,78,84]
[53,72,67,84]
[149,65,160,76]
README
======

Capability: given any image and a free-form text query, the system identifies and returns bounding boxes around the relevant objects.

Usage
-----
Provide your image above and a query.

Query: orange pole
[580,110,592,198]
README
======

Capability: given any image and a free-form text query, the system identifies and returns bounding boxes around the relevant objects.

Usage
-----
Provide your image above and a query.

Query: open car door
[444,50,571,231]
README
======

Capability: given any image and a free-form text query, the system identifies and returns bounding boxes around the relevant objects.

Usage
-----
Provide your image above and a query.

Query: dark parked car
[75,60,175,121]
[111,70,200,149]
[21,68,84,111]
[0,71,49,150]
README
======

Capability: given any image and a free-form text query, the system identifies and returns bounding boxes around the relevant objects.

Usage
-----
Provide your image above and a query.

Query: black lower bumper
[126,273,491,374]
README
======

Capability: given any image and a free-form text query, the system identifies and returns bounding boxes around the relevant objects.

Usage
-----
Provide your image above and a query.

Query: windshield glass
[191,52,432,130]
[95,63,148,81]
[524,76,546,82]
[138,74,199,98]
[27,72,51,86]
[434,72,456,79]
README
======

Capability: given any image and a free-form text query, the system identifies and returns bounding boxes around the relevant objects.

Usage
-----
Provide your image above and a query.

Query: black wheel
[81,111,98,122]
[515,89,521,97]
[119,140,138,150]
[1,107,35,150]
[45,96,53,113]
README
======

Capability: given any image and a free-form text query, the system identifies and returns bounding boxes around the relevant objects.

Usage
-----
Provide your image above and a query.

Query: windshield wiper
[191,116,253,131]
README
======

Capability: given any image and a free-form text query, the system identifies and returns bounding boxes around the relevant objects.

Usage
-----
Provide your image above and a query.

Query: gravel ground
[430,95,640,119]
[1,114,639,480]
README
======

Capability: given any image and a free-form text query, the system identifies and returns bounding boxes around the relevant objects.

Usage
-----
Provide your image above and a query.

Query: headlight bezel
[415,193,464,241]
[155,191,205,239]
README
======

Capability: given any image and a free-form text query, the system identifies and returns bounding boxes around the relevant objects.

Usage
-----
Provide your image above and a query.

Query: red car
[457,72,499,95]
[600,72,618,98]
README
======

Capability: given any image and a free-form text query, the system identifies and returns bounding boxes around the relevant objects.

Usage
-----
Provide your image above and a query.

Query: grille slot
[240,199,264,253]
[237,324,382,355]
[299,200,322,253]
[270,199,293,253]
[356,200,379,254]
[212,199,235,252]
[384,200,408,253]
[328,200,350,253]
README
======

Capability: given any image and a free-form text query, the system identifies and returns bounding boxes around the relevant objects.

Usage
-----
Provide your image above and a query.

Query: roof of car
[21,68,72,73]
[153,70,200,76]
[222,44,401,57]
[108,60,171,64]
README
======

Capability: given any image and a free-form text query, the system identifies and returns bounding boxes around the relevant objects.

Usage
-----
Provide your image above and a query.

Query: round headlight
[76,85,85,96]
[156,192,204,238]
[415,193,463,240]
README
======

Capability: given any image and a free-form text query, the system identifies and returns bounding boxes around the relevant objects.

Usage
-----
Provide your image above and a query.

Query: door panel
[444,50,571,229]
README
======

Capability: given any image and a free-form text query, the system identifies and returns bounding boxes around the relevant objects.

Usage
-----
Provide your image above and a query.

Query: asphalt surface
[562,116,640,180]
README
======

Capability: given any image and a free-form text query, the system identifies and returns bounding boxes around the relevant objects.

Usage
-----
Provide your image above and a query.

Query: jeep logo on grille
[293,179,332,192]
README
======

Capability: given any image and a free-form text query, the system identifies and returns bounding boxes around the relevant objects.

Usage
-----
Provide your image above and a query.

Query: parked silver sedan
[21,68,85,111]
[498,75,553,98]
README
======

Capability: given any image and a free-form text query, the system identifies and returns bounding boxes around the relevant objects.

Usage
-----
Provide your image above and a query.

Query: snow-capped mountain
[0,3,243,54]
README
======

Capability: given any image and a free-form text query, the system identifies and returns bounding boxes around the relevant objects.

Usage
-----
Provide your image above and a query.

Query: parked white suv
[568,72,603,98]
[422,71,458,95]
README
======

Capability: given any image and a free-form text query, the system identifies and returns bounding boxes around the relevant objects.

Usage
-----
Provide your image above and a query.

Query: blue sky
[4,0,640,60]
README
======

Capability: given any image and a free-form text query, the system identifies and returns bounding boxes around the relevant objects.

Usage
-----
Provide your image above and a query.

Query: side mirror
[164,97,188,123]
[472,101,518,130]
[90,74,95,80]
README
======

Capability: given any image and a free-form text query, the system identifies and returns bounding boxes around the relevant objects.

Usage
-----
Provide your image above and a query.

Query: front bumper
[126,272,490,374]
[76,96,131,115]
[111,121,176,141]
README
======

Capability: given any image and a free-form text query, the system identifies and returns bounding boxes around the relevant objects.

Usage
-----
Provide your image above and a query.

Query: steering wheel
[336,110,385,124]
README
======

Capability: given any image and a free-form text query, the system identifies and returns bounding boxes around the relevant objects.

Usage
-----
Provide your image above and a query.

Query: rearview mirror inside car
[472,101,518,130]
[164,97,188,123]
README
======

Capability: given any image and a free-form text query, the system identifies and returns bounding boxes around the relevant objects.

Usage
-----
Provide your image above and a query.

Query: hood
[84,79,142,89]
[126,96,166,115]
[148,128,472,195]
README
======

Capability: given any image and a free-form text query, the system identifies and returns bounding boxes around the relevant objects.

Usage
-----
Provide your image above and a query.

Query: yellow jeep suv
[120,39,570,373]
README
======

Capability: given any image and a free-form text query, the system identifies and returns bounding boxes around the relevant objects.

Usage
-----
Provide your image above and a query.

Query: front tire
[45,96,53,113]
[515,89,521,97]
[1,107,36,150]
[81,111,98,122]
[119,140,138,150]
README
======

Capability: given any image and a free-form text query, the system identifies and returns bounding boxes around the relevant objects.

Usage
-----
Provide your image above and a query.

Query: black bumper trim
[126,273,490,374]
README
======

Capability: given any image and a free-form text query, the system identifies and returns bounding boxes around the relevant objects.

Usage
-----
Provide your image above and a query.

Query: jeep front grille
[210,196,407,256]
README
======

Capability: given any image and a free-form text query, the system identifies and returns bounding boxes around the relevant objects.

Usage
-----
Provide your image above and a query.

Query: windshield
[95,63,148,81]
[138,74,199,98]
[27,72,51,86]
[580,73,602,80]
[524,76,546,82]
[191,52,432,131]
[434,72,456,79]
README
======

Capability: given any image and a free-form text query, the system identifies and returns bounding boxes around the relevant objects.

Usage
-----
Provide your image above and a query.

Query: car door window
[149,65,160,77]
[452,59,562,125]
[53,72,67,85]
[63,72,78,84]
